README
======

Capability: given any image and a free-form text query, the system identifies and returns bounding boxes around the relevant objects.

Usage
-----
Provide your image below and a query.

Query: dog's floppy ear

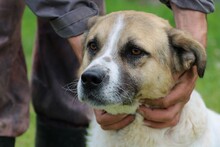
[168,28,207,78]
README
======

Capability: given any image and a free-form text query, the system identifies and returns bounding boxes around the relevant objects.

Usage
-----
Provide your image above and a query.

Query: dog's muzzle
[78,66,136,107]
[78,67,112,106]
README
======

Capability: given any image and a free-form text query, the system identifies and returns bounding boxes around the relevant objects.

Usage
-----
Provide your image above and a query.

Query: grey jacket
[160,0,214,13]
[26,0,214,38]
[25,0,103,38]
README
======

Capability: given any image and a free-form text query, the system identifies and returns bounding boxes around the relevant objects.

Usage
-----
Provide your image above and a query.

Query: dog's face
[77,11,206,114]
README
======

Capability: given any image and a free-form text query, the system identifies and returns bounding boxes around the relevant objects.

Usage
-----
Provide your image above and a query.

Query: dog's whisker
[113,84,134,104]
[63,80,78,91]
[63,80,79,100]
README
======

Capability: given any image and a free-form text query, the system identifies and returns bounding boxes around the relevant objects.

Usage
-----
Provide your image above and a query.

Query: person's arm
[68,35,84,62]
[160,0,214,14]
[171,3,208,47]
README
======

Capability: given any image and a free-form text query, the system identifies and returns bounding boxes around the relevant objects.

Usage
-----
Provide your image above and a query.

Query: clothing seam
[55,12,96,32]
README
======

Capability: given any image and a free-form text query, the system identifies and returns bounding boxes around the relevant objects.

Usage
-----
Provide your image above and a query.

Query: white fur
[87,91,220,147]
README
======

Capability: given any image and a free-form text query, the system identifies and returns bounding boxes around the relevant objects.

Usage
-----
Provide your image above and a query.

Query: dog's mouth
[77,68,137,108]
[78,85,139,114]
[80,93,110,106]
[78,85,135,108]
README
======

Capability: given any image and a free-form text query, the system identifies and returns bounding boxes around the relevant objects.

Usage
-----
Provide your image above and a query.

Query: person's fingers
[94,109,135,130]
[142,113,180,129]
[137,102,183,123]
[101,115,135,130]
[94,109,128,125]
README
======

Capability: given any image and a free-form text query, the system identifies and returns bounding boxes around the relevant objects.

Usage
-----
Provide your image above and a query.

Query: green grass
[16,7,36,147]
[16,1,220,146]
[198,5,220,112]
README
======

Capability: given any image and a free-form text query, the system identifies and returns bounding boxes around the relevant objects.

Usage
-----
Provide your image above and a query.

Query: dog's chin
[81,94,109,106]
[101,103,140,115]
[79,94,139,115]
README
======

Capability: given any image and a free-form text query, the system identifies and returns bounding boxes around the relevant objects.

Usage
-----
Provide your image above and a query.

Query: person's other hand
[94,109,135,130]
[137,66,198,128]
[68,35,84,63]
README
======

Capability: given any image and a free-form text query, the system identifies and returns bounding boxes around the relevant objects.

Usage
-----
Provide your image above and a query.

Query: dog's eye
[87,41,99,55]
[131,48,142,55]
[127,47,146,57]
[88,42,98,51]
[124,42,148,58]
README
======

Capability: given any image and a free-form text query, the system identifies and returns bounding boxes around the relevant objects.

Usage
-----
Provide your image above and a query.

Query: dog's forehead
[89,11,169,36]
[84,11,172,69]
[87,11,170,51]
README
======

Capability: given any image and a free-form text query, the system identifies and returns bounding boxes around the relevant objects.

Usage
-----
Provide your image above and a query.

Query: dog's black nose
[81,70,106,86]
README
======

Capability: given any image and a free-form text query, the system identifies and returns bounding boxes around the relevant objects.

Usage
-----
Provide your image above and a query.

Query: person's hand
[68,35,84,63]
[94,109,135,130]
[137,67,197,128]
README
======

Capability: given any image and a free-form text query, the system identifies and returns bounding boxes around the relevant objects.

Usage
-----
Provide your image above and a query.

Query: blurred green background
[17,0,220,146]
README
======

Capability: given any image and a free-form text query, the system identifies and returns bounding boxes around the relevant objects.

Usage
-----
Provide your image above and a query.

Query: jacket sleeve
[25,0,100,38]
[160,0,215,14]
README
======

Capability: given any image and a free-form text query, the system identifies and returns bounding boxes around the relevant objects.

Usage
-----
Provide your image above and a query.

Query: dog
[77,11,220,147]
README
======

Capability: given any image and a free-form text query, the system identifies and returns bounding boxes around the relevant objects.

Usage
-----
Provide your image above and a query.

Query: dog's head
[77,11,206,114]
